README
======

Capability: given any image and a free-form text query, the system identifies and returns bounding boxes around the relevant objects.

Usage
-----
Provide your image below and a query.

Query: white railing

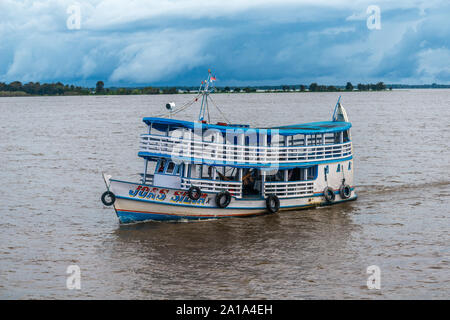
[139,134,352,165]
[181,177,243,199]
[139,173,154,184]
[264,180,314,198]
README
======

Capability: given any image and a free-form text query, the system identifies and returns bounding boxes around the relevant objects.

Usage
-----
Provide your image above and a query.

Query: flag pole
[198,69,212,122]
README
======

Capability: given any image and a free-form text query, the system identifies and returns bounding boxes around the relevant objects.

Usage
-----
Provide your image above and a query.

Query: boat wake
[357,180,450,196]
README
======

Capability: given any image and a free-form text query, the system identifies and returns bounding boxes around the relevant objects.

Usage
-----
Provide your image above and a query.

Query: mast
[198,69,214,123]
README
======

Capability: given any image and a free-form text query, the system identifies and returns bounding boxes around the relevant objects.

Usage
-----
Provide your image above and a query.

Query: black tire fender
[215,191,232,208]
[339,184,351,199]
[101,191,116,206]
[323,187,335,203]
[188,186,202,201]
[266,194,280,214]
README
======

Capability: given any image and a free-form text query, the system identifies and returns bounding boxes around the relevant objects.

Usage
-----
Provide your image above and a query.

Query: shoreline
[3,80,449,97]
[1,88,450,97]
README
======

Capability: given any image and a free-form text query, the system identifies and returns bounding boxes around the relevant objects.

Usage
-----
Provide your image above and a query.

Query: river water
[0,90,449,299]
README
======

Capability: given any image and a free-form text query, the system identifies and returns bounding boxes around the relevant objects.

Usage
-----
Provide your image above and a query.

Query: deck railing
[181,177,243,199]
[139,172,315,199]
[139,134,352,166]
[139,173,154,184]
[264,180,314,198]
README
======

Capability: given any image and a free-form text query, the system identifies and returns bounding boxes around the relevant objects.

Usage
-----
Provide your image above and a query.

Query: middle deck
[138,117,353,168]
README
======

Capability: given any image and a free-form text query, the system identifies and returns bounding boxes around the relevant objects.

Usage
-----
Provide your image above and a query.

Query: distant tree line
[0,81,90,96]
[306,82,387,92]
[216,82,388,92]
[217,86,257,93]
[0,80,396,97]
[0,80,181,96]
[355,82,387,91]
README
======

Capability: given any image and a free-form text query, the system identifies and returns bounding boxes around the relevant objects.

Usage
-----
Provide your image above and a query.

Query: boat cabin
[138,117,352,200]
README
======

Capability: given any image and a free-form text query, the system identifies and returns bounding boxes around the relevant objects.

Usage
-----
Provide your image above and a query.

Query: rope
[153,88,229,126]
[208,95,231,123]
[152,92,202,118]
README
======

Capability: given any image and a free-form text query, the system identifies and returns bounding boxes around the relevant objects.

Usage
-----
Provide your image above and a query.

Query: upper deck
[142,117,351,135]
[138,117,353,168]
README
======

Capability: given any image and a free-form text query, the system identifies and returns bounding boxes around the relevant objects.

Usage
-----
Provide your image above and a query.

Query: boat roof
[143,117,351,135]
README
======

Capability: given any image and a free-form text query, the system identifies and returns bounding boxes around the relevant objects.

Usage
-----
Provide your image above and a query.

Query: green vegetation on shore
[0,80,448,97]
[0,81,90,96]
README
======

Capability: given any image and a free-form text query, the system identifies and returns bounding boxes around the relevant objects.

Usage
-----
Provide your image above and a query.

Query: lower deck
[140,158,354,201]
[108,177,357,223]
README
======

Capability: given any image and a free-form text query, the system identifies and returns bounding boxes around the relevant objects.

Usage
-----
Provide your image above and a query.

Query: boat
[101,70,357,223]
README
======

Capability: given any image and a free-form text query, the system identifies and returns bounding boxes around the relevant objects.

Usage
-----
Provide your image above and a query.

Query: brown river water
[0,90,449,299]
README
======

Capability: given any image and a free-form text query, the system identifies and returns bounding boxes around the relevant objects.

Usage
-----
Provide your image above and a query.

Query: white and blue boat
[101,71,357,223]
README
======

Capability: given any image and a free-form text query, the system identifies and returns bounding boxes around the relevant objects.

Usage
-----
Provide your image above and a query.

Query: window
[189,164,203,179]
[202,165,213,179]
[157,159,167,173]
[286,166,317,181]
[343,130,350,142]
[166,162,175,174]
[269,134,283,147]
[288,168,301,181]
[217,166,239,181]
[266,170,284,182]
[155,160,182,175]
[334,132,342,143]
[174,164,183,176]
[307,166,316,180]
[324,133,335,144]
[292,134,304,146]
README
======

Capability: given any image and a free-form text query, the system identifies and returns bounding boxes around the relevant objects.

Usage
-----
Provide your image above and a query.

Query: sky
[1,0,450,86]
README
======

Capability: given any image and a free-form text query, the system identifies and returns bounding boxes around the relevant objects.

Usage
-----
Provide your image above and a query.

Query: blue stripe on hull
[116,210,236,223]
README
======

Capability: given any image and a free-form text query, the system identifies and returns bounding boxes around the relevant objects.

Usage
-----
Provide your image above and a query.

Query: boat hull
[114,197,267,223]
[106,179,357,223]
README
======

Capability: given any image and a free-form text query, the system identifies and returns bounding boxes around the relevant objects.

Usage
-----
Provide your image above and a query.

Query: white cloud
[417,48,450,82]
[82,0,354,29]
[309,26,356,36]
[81,54,97,79]
[109,29,214,83]
[345,10,367,21]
